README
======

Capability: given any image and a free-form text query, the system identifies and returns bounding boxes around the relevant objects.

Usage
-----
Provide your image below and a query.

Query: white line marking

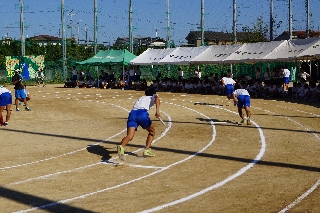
[251,106,320,212]
[14,103,216,212]
[1,103,132,171]
[138,105,266,213]
[278,178,320,213]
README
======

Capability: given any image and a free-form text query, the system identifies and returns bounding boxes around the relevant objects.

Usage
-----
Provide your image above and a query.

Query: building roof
[185,31,267,42]
[27,35,62,41]
[274,31,320,41]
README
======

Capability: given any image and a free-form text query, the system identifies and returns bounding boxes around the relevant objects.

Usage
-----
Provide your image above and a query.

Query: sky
[1,0,320,46]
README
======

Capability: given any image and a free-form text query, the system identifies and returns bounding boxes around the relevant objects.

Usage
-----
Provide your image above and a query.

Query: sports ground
[1,84,319,213]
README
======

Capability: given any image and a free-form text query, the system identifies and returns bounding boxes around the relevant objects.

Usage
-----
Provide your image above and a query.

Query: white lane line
[138,105,266,213]
[278,178,320,213]
[6,108,172,186]
[1,103,130,171]
[252,107,320,213]
[14,102,216,213]
[0,129,126,171]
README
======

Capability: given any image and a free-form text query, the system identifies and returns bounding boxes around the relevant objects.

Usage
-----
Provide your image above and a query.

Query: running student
[232,82,251,125]
[117,87,160,160]
[0,86,12,126]
[221,73,236,100]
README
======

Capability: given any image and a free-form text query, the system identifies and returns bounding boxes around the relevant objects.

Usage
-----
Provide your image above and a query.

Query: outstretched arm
[155,95,160,118]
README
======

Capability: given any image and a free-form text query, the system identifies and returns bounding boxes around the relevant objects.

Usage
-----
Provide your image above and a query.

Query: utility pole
[94,0,98,54]
[20,0,25,56]
[289,0,292,40]
[61,0,67,78]
[306,0,310,38]
[68,9,75,38]
[77,19,82,43]
[166,0,170,48]
[200,0,204,46]
[270,0,274,41]
[129,0,133,53]
[233,0,237,44]
[85,24,88,46]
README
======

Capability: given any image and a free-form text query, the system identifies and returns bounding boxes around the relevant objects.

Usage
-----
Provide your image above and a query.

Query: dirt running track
[0,84,319,213]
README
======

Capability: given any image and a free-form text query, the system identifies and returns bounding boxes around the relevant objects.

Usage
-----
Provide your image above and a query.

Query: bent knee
[148,126,155,136]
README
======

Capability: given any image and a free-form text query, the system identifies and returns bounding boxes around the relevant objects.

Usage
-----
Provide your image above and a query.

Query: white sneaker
[246,118,251,125]
[240,118,247,125]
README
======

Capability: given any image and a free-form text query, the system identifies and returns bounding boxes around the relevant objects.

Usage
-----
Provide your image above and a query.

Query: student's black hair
[145,86,156,96]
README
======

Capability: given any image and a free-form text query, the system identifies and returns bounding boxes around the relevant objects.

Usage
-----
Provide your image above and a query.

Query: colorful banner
[5,55,45,79]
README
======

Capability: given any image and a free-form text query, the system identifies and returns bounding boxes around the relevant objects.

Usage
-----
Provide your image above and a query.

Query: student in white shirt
[117,87,161,160]
[221,74,236,99]
[232,82,251,125]
[0,86,12,126]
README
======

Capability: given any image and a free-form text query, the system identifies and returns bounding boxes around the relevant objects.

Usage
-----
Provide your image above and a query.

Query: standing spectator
[299,69,310,83]
[264,68,271,85]
[282,66,291,91]
[135,65,141,82]
[12,70,31,111]
[255,68,261,82]
[72,66,78,81]
[129,66,135,85]
[38,69,46,87]
[193,70,200,81]
[178,67,184,81]
[0,86,12,126]
[86,70,91,81]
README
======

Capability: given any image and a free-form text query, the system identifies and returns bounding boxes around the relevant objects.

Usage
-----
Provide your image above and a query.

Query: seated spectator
[78,77,85,88]
[64,78,75,88]
[86,77,94,88]
[309,83,320,102]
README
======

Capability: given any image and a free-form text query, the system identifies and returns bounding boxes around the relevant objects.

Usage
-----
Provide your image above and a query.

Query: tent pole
[97,66,99,88]
[122,65,124,81]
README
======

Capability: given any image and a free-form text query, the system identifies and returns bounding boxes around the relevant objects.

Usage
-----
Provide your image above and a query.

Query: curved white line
[251,106,320,213]
[6,110,172,186]
[1,103,130,171]
[139,106,266,213]
[278,178,320,213]
[14,103,216,213]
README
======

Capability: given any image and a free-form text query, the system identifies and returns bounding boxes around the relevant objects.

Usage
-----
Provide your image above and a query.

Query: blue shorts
[15,89,26,99]
[127,109,152,130]
[225,84,235,96]
[0,92,12,106]
[72,75,77,81]
[237,95,250,108]
[283,77,289,84]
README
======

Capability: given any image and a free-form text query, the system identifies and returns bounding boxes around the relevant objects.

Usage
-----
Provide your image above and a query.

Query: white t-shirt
[0,87,11,95]
[233,89,250,97]
[300,72,309,80]
[283,69,290,77]
[222,77,236,85]
[132,94,157,111]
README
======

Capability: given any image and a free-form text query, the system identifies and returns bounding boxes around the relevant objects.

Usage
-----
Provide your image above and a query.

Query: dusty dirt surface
[1,84,319,213]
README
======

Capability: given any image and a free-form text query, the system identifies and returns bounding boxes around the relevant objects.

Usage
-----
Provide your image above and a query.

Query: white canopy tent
[130,38,320,66]
[222,40,286,64]
[157,46,210,65]
[296,37,320,60]
[190,44,243,64]
[130,48,176,65]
